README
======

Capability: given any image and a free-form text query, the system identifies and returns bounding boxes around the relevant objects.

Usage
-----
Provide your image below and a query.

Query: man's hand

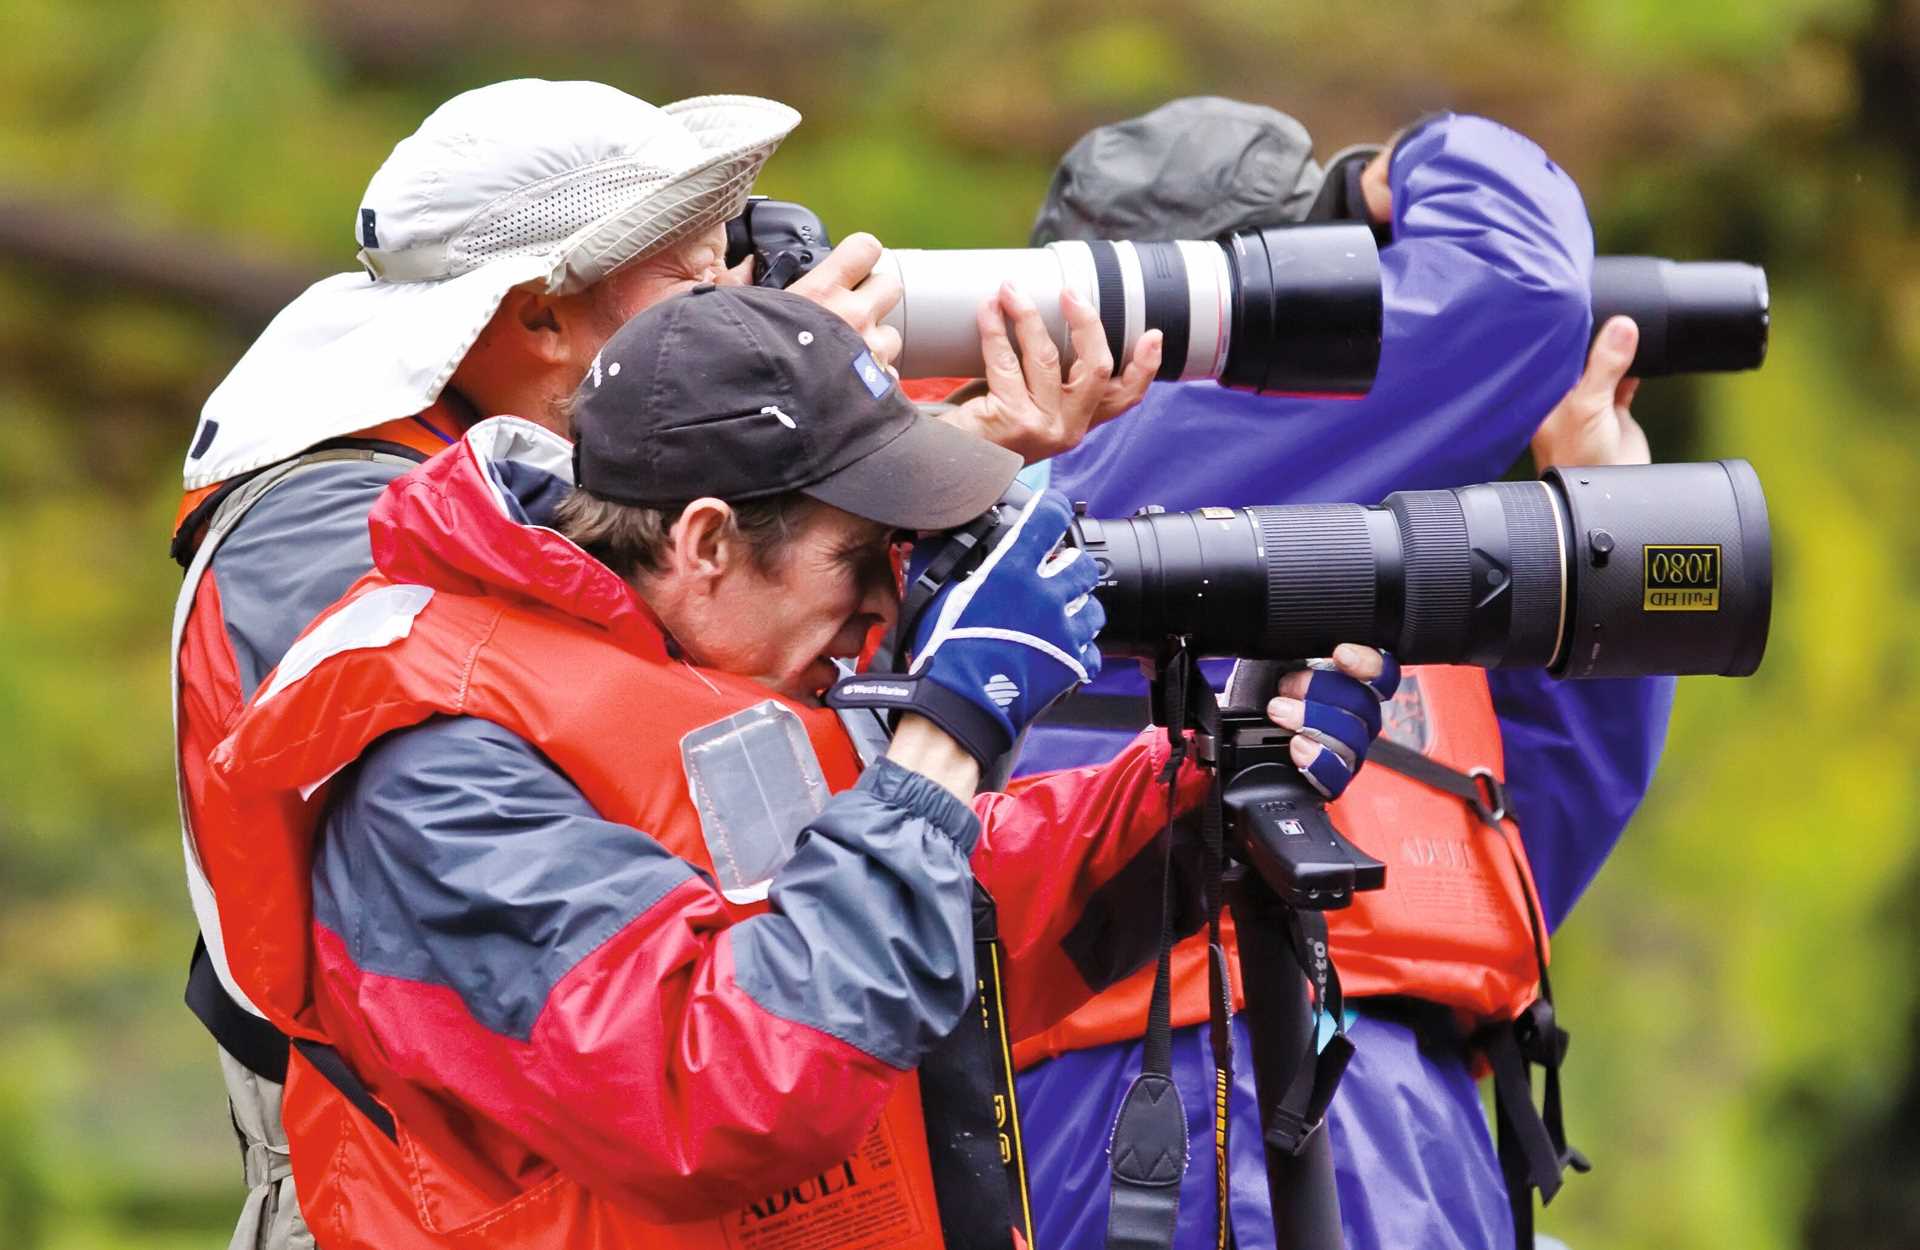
[1531,315,1651,471]
[1264,644,1399,799]
[831,490,1103,771]
[1359,147,1394,227]
[787,233,905,370]
[946,284,1162,463]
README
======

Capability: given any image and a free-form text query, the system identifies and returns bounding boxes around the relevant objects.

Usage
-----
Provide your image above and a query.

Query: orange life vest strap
[171,408,463,563]
[1368,736,1584,1250]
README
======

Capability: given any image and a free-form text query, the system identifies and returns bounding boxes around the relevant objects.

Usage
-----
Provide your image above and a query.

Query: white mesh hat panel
[356,81,692,253]
[552,148,774,292]
[451,161,675,269]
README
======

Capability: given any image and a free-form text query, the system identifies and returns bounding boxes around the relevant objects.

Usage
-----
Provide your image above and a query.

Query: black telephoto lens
[1590,257,1770,377]
[1074,460,1770,679]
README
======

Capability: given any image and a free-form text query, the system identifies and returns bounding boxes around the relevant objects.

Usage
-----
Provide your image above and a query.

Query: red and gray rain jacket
[198,417,1208,1249]
[174,405,462,1062]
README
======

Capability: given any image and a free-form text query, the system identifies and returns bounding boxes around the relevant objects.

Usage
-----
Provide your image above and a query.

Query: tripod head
[1137,645,1370,1246]
[1202,709,1386,910]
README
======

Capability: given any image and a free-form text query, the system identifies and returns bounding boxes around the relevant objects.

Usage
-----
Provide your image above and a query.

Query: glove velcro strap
[826,673,1012,769]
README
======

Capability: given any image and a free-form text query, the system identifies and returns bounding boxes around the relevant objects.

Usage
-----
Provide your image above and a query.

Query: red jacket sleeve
[971,728,1211,1040]
[309,717,981,1224]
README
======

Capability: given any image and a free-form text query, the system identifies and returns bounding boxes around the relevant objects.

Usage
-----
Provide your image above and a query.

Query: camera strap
[1193,660,1237,1250]
[1106,651,1197,1250]
[1367,740,1588,1250]
[856,547,1036,1250]
[917,883,1035,1250]
[1107,647,1246,1250]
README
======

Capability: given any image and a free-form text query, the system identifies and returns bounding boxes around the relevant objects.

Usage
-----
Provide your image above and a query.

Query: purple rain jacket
[1011,113,1676,1250]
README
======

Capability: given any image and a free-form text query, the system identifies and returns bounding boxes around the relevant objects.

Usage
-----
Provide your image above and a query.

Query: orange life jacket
[1013,664,1545,1068]
[205,583,949,1250]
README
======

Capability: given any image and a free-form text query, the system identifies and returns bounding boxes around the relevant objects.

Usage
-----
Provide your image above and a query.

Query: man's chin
[768,655,844,705]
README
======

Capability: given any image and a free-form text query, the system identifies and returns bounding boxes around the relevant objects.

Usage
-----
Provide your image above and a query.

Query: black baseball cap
[572,283,1020,530]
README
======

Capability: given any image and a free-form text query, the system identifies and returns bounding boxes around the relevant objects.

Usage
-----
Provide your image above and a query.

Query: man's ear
[668,499,738,586]
[498,288,573,367]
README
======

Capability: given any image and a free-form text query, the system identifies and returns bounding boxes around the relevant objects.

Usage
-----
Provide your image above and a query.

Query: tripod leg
[1227,871,1346,1250]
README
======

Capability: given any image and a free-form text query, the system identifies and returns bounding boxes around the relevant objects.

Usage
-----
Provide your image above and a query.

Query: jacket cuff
[1387,110,1454,235]
[857,757,982,857]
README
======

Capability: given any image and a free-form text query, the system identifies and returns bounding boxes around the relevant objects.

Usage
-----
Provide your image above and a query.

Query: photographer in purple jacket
[1011,100,1673,1250]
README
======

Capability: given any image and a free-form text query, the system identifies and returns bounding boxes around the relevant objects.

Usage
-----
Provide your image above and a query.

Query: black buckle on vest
[1513,998,1571,1071]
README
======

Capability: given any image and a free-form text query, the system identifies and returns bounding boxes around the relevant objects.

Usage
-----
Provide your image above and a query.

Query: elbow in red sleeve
[314,876,906,1225]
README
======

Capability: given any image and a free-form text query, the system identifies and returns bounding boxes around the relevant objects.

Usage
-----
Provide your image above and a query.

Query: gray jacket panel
[210,457,411,696]
[314,713,980,1070]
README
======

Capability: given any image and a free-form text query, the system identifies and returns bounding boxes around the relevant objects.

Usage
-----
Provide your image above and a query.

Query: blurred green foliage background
[0,1,1915,1247]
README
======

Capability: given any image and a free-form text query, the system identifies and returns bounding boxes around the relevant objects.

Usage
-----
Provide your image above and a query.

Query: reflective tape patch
[682,700,830,904]
[258,583,434,707]
[1379,671,1432,753]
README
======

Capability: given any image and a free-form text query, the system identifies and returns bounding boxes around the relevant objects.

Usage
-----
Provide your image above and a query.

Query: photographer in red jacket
[198,286,1388,1249]
[171,78,1161,1247]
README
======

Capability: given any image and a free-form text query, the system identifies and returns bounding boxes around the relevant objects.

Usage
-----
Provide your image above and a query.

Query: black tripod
[1133,647,1387,1250]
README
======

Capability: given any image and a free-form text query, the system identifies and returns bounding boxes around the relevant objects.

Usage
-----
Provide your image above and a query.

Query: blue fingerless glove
[828,489,1103,767]
[1293,652,1401,799]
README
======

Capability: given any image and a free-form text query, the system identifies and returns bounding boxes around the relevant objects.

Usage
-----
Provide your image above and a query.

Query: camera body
[725,196,834,289]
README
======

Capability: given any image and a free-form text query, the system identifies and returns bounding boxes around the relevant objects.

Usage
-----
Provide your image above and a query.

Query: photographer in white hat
[167,77,1154,1250]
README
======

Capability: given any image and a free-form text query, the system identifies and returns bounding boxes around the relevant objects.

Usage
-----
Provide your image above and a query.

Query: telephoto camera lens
[1072,459,1771,678]
[728,199,1769,389]
[871,223,1383,396]
[1590,257,1770,376]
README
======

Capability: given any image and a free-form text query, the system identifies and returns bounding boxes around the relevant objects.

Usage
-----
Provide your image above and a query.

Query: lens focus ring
[1253,505,1377,658]
[1389,490,1472,658]
[1086,241,1128,372]
[1135,241,1191,382]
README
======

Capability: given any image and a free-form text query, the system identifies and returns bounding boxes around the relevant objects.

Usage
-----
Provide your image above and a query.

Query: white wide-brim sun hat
[185,80,800,490]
